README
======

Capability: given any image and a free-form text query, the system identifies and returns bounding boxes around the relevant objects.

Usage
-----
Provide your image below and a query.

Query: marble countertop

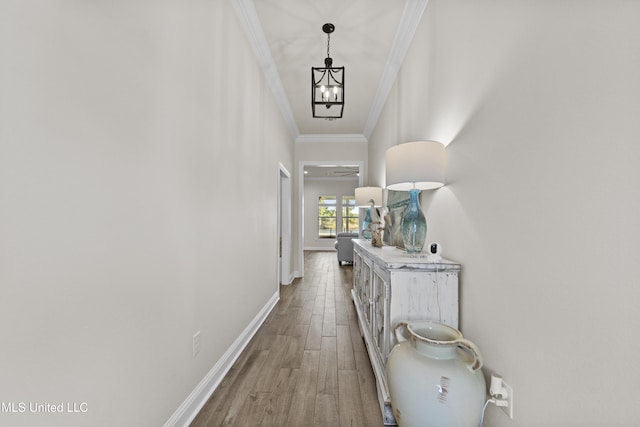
[353,239,461,271]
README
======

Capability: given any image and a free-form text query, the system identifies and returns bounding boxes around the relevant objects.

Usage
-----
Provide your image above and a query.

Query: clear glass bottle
[362,207,372,240]
[401,189,426,254]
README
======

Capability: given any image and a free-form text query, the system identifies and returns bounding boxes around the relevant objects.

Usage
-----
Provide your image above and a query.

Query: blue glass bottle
[362,207,372,240]
[401,189,427,254]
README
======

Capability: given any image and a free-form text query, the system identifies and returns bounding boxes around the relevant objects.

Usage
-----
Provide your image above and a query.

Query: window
[341,196,359,233]
[318,196,337,238]
[317,195,360,238]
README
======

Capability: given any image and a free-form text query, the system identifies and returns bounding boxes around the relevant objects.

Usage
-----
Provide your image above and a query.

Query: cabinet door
[372,269,386,357]
[361,258,372,325]
[353,250,362,301]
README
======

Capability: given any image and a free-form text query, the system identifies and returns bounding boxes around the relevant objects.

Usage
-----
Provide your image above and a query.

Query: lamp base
[401,189,427,254]
[362,207,372,240]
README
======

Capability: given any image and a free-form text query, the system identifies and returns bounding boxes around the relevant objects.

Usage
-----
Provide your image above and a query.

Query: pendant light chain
[326,32,331,59]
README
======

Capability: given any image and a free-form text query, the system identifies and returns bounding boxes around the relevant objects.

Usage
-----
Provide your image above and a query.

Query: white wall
[369,1,640,425]
[303,178,360,250]
[0,1,293,426]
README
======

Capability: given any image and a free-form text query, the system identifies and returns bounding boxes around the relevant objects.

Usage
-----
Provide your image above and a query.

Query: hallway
[190,251,385,426]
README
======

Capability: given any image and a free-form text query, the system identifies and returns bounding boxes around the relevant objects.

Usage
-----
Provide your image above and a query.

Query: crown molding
[362,0,429,139]
[231,0,300,140]
[296,134,368,144]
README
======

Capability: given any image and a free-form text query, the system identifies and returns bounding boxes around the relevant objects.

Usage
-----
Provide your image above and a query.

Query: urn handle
[456,338,484,372]
[393,322,484,372]
[393,322,409,344]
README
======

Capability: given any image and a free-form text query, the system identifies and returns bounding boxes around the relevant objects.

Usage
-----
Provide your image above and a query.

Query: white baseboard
[304,246,337,251]
[281,271,298,285]
[163,291,280,427]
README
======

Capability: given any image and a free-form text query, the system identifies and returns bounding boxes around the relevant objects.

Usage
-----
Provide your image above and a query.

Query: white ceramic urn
[386,321,486,427]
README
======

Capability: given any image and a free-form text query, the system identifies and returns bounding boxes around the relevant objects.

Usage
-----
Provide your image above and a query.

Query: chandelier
[311,23,344,119]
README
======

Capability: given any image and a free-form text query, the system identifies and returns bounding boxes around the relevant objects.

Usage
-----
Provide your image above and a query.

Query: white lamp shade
[385,141,446,190]
[355,186,383,207]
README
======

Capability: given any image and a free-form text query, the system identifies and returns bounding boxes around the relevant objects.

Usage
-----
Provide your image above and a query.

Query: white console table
[351,239,461,425]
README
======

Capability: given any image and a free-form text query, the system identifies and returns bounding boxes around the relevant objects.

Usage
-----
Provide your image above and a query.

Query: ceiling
[232,0,429,143]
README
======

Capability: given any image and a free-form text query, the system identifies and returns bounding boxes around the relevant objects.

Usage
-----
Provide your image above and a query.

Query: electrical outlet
[192,331,201,357]
[490,374,514,419]
[500,380,513,419]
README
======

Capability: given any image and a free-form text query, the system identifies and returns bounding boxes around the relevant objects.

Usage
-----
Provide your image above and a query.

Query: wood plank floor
[190,251,385,427]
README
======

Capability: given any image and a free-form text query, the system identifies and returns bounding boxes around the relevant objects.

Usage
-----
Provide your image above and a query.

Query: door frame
[278,163,293,285]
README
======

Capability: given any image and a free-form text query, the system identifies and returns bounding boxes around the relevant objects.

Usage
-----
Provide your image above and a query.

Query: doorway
[297,161,364,278]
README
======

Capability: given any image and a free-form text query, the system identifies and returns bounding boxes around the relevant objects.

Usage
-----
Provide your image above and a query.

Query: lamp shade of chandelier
[311,23,344,119]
